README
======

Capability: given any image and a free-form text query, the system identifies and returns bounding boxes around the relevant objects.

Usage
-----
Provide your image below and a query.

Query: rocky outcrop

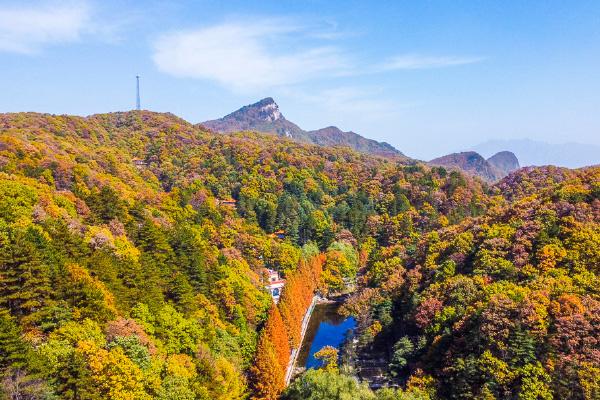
[487,151,520,176]
[429,150,520,182]
[200,98,403,158]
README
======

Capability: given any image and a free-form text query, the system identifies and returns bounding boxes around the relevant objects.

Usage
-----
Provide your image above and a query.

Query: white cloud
[152,19,351,92]
[0,1,92,54]
[152,18,484,93]
[376,54,484,71]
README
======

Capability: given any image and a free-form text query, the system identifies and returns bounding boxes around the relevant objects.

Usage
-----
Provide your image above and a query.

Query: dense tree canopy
[0,111,597,399]
[344,166,600,399]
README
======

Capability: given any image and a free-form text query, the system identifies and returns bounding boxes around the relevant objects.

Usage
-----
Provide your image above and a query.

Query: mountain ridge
[487,150,520,176]
[429,150,520,182]
[200,98,404,158]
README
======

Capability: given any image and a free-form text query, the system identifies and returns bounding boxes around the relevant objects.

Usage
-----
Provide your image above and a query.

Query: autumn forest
[0,111,598,400]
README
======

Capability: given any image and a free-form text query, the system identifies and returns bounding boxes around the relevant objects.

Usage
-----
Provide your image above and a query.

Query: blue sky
[1,0,599,160]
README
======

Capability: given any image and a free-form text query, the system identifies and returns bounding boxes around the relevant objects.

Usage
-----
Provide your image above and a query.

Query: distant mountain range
[200,99,599,173]
[471,139,600,168]
[429,150,520,182]
[200,98,403,158]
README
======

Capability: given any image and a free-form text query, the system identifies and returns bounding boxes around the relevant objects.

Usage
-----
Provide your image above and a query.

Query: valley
[0,110,598,400]
[1,2,599,399]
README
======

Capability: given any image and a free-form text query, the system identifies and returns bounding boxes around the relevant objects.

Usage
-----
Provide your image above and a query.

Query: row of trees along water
[250,255,324,400]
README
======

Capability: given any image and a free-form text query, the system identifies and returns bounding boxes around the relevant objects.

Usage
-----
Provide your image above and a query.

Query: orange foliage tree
[250,334,285,400]
[279,254,324,348]
[250,254,324,399]
[263,303,290,371]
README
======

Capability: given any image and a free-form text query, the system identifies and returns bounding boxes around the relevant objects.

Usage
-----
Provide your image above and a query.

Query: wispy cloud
[0,1,134,54]
[0,1,92,54]
[375,54,485,71]
[152,19,351,92]
[152,18,484,92]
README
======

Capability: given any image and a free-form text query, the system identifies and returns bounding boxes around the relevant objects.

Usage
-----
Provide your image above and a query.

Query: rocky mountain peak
[429,150,521,182]
[233,97,283,122]
[487,151,520,175]
[254,98,282,122]
[429,151,499,182]
[200,98,404,158]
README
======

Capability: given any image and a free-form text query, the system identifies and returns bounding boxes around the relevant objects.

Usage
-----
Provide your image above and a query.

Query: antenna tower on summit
[136,75,141,110]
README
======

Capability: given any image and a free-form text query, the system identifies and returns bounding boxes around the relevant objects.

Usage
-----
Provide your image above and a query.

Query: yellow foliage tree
[76,340,151,400]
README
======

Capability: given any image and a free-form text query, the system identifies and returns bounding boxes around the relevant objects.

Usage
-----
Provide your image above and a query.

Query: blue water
[296,302,356,369]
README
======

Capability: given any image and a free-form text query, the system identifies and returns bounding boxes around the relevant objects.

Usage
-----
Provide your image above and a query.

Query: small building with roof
[264,268,285,303]
[269,230,286,240]
[217,198,237,208]
[132,158,147,167]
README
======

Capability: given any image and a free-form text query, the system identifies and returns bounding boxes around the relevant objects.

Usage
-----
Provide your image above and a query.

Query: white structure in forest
[264,269,285,303]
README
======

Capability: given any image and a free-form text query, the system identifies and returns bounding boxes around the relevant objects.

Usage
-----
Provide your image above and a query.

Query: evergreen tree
[0,227,53,326]
[0,310,29,373]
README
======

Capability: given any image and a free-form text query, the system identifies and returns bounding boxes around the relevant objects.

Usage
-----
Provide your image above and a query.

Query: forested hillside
[341,166,599,399]
[0,111,492,399]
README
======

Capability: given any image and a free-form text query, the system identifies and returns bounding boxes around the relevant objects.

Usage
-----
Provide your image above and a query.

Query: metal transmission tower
[136,75,141,110]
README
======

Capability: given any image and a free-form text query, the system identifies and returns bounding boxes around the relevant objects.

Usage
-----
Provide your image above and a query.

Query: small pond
[296,302,356,369]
